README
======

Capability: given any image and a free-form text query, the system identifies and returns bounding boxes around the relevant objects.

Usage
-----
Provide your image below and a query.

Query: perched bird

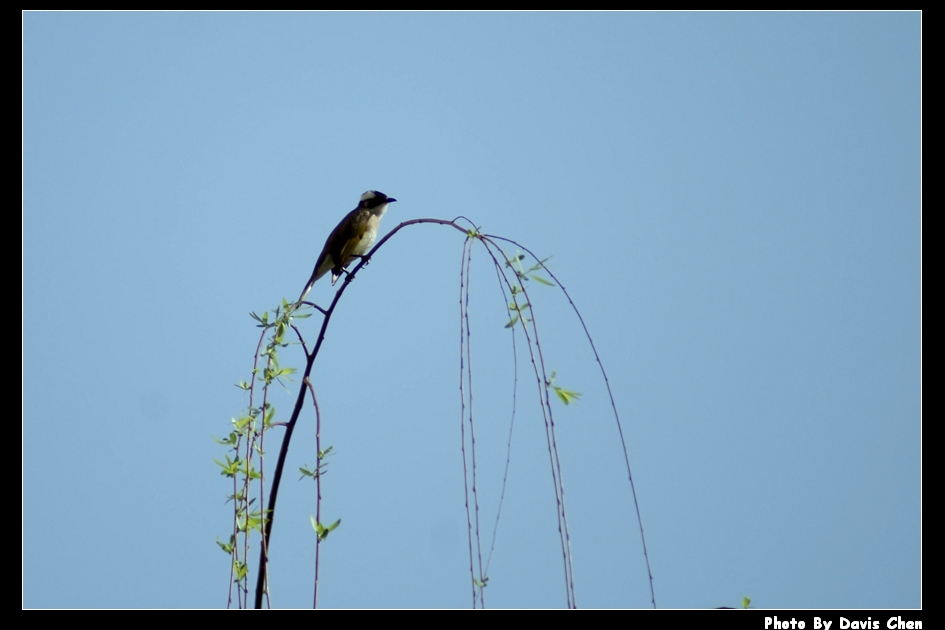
[295,190,397,307]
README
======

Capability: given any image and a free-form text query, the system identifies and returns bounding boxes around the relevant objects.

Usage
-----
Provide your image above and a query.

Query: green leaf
[216,535,236,554]
[529,274,554,286]
[214,455,241,477]
[553,386,582,406]
[212,432,238,446]
[299,464,319,480]
[527,256,553,273]
[504,254,525,267]
[311,517,342,541]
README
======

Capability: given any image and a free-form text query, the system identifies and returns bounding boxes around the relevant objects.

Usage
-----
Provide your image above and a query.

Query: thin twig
[486,234,657,609]
[484,253,520,577]
[304,377,323,609]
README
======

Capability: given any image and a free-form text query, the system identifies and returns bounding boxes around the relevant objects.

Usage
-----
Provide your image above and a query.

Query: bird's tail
[294,280,315,311]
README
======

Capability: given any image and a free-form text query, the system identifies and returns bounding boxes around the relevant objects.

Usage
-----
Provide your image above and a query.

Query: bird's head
[360,190,397,209]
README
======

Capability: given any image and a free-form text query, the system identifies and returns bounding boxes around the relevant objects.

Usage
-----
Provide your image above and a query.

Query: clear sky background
[23,12,920,609]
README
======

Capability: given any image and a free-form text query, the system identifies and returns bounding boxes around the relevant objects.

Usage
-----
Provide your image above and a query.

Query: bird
[295,190,397,307]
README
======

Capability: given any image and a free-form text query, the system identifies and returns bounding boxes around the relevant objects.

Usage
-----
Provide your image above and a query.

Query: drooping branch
[253,218,473,608]
[248,216,653,610]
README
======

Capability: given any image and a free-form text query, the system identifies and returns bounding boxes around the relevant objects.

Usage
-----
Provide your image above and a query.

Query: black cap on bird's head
[360,190,397,208]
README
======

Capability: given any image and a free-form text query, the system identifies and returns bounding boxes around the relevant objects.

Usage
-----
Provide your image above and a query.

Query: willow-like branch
[253,218,469,608]
[252,216,652,609]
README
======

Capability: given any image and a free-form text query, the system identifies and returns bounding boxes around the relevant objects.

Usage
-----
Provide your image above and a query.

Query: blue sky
[23,12,920,609]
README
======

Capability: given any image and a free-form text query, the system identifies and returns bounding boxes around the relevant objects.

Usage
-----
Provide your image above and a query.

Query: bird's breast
[352,224,379,256]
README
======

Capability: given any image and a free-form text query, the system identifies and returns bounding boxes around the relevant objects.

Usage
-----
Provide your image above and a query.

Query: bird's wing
[333,208,371,266]
[297,207,360,304]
